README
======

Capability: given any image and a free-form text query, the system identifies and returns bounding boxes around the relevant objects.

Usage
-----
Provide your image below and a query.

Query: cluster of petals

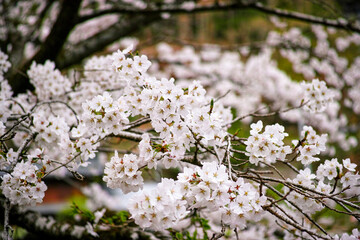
[335,228,360,240]
[0,148,18,170]
[245,120,291,165]
[128,178,188,231]
[180,162,267,229]
[74,91,130,137]
[103,151,143,193]
[110,48,231,168]
[112,45,151,85]
[131,77,231,147]
[27,61,72,100]
[129,161,267,231]
[0,50,12,133]
[294,126,327,165]
[1,161,47,206]
[287,168,325,213]
[0,51,11,75]
[316,158,343,181]
[32,111,70,145]
[74,136,100,163]
[29,112,97,172]
[316,158,359,188]
[137,133,157,169]
[287,157,359,214]
[301,78,333,113]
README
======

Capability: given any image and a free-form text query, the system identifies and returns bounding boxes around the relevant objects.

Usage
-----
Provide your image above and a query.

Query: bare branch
[31,100,80,126]
[265,207,330,240]
[230,101,307,125]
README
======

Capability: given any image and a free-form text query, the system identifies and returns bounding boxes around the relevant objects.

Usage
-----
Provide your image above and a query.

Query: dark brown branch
[27,0,54,44]
[265,207,330,240]
[77,1,360,33]
[250,2,360,33]
[31,0,82,64]
[264,183,329,236]
[56,14,161,69]
[9,0,82,94]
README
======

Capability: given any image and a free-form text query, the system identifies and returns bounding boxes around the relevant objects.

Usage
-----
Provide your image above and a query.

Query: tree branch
[31,0,82,64]
[8,0,82,94]
[250,1,360,33]
[77,1,360,33]
[27,0,54,45]
[56,14,161,69]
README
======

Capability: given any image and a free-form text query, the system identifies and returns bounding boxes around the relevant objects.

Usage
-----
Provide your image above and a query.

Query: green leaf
[175,232,183,240]
[208,98,214,115]
[200,218,210,230]
[117,211,129,222]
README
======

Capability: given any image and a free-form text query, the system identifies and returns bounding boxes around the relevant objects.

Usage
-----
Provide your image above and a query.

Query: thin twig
[0,115,30,140]
[43,152,81,178]
[30,100,79,126]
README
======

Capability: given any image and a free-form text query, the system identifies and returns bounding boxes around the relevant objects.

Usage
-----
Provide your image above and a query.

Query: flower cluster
[316,158,343,181]
[128,77,231,146]
[317,158,358,188]
[82,54,126,94]
[74,91,130,137]
[137,133,157,169]
[336,228,360,240]
[32,111,70,145]
[287,168,324,213]
[110,48,231,168]
[1,161,47,206]
[103,151,144,193]
[0,50,12,133]
[0,148,17,170]
[179,162,267,229]
[286,157,359,215]
[129,178,188,231]
[112,45,151,85]
[302,79,333,113]
[245,120,292,165]
[295,126,327,165]
[129,161,267,231]
[27,61,72,100]
[0,51,11,75]
[74,136,100,163]
[178,162,231,210]
[29,112,98,173]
